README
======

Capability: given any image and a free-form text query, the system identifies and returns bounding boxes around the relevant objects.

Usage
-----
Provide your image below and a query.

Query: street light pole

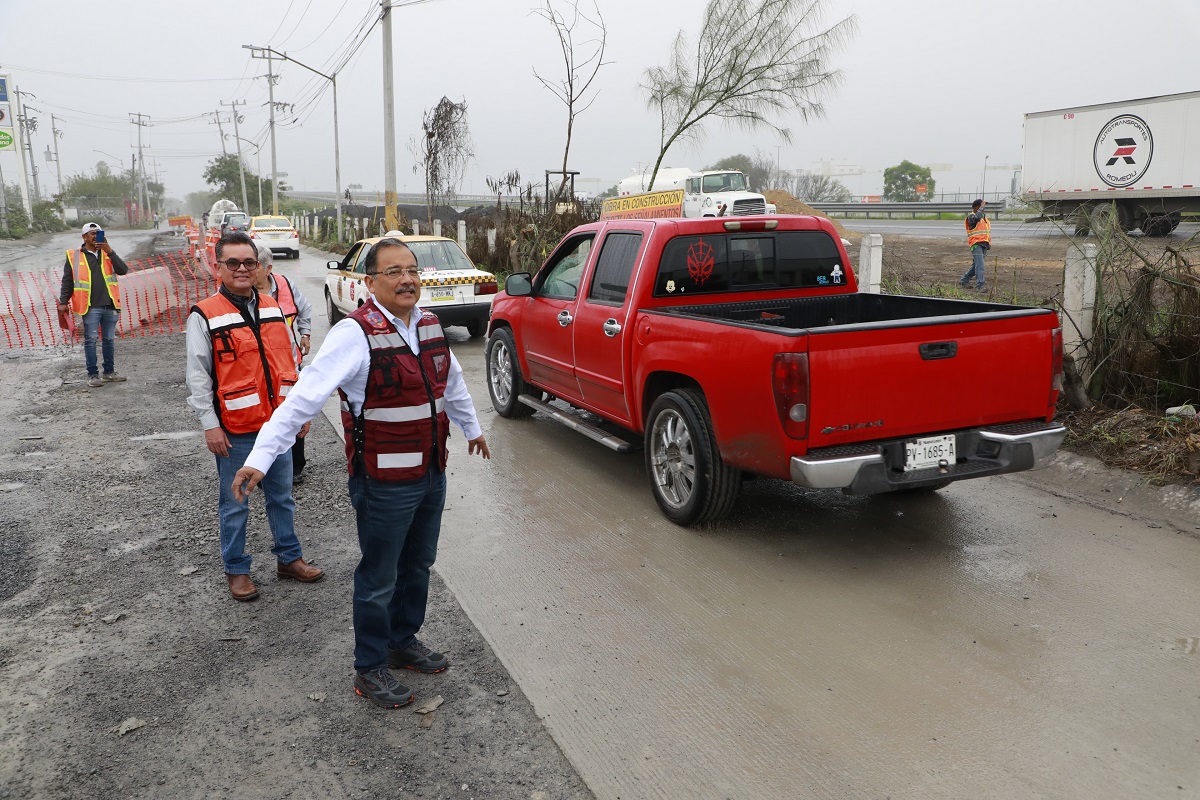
[382,0,398,232]
[223,99,249,213]
[244,44,343,240]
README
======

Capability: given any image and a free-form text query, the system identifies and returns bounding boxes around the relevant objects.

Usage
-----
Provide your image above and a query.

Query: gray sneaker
[102,373,127,382]
[353,668,414,709]
[387,639,449,674]
[88,376,103,387]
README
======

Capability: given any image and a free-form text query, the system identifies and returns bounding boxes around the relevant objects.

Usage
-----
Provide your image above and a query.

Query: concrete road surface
[289,244,1199,800]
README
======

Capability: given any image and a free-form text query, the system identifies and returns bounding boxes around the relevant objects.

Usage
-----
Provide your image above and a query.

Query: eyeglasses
[220,258,260,272]
[368,267,421,279]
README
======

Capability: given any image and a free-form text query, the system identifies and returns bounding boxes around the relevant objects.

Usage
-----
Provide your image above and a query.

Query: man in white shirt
[232,238,489,709]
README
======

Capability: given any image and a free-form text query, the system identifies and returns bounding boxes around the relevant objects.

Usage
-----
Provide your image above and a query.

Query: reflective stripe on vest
[66,248,121,314]
[271,274,303,367]
[339,299,450,482]
[966,214,991,247]
[192,292,298,435]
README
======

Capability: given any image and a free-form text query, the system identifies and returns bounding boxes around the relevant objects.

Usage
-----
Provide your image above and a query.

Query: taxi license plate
[904,434,956,472]
[427,286,455,302]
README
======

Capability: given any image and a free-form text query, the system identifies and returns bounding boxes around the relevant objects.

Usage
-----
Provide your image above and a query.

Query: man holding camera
[58,222,130,387]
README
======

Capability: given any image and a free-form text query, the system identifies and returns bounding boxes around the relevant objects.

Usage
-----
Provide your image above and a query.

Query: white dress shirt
[243,294,482,475]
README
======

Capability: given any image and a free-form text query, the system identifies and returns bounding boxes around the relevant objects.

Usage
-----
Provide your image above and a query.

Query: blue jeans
[81,306,120,377]
[961,246,986,289]
[215,431,302,574]
[348,468,446,671]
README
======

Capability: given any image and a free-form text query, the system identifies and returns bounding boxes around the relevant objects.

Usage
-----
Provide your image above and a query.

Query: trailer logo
[1093,114,1153,188]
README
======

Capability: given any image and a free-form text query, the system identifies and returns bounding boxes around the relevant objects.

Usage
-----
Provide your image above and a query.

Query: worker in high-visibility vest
[57,222,130,387]
[959,199,990,291]
[253,241,313,485]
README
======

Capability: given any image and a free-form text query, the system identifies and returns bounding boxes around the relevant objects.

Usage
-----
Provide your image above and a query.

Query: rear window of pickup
[652,231,847,297]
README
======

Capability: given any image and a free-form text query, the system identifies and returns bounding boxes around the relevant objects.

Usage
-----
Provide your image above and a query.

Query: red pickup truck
[485,216,1065,525]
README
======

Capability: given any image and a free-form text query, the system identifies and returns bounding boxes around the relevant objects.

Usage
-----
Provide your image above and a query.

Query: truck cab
[683,171,768,217]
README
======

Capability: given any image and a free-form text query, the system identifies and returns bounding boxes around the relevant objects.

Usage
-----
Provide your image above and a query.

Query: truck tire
[325,289,344,325]
[465,319,486,338]
[645,389,741,526]
[486,328,534,419]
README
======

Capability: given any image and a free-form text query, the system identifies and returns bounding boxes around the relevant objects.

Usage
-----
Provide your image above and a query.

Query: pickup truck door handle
[602,318,622,337]
[919,341,958,360]
[557,310,574,327]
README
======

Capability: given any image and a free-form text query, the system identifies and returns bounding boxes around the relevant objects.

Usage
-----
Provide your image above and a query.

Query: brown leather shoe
[226,573,259,602]
[277,557,325,583]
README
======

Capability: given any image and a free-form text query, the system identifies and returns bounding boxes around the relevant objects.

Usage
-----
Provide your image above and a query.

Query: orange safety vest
[191,291,298,435]
[966,212,991,248]
[67,248,121,314]
[271,274,303,367]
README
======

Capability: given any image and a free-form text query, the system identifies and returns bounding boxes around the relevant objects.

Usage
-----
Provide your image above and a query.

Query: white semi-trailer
[1022,90,1200,236]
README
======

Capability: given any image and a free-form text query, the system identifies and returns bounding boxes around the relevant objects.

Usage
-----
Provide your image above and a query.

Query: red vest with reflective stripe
[67,248,121,314]
[340,299,450,482]
[966,213,991,247]
[271,274,302,367]
[192,291,298,435]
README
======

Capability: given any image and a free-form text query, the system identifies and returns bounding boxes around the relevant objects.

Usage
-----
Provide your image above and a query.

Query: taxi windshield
[407,240,474,271]
[254,217,292,228]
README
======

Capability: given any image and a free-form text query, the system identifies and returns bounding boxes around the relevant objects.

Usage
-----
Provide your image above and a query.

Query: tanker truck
[616,167,772,217]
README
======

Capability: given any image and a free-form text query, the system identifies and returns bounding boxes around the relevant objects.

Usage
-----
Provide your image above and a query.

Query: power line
[0,63,247,84]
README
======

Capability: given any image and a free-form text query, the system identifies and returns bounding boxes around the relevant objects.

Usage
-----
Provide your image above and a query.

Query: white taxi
[249,215,301,259]
[324,233,498,337]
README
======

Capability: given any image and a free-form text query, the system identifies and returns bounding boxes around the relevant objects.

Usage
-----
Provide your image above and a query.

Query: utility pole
[14,89,40,207]
[243,44,343,239]
[207,110,228,156]
[267,50,279,214]
[50,114,63,195]
[130,112,152,221]
[222,99,249,212]
[382,0,398,231]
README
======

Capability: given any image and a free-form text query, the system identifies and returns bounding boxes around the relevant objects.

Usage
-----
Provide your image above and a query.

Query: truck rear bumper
[789,421,1066,493]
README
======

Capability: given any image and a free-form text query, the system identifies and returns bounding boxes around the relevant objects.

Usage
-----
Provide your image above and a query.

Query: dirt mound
[764,190,854,239]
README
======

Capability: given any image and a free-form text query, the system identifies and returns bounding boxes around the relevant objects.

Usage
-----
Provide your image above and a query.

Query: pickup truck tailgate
[806,313,1055,447]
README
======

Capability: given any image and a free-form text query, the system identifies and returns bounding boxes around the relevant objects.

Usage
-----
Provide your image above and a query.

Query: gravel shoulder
[0,325,593,798]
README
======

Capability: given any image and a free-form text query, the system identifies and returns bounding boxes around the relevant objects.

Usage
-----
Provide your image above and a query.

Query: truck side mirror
[505,273,533,297]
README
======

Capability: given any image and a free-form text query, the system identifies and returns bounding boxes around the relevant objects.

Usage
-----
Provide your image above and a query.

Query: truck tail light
[723,219,778,232]
[772,353,809,440]
[474,280,498,295]
[292,230,299,238]
[1049,327,1063,409]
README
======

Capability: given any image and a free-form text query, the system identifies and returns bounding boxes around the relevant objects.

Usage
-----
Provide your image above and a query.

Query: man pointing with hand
[232,238,489,710]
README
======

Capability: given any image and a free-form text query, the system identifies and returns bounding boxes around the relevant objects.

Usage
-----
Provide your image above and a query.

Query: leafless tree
[532,0,609,202]
[790,170,853,202]
[640,0,855,190]
[411,96,474,225]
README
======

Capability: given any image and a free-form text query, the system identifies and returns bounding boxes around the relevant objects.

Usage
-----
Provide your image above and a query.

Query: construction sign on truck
[600,190,684,220]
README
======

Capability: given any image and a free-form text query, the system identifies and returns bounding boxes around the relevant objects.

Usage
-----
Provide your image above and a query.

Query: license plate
[427,286,455,302]
[904,434,956,472]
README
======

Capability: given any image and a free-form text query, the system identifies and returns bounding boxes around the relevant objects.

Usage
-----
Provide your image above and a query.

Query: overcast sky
[1,0,1198,206]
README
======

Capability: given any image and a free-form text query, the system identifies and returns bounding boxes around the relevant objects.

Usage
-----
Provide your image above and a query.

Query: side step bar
[517,393,636,453]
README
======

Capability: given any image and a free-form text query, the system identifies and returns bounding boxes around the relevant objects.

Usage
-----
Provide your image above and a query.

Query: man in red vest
[57,222,130,387]
[231,238,490,709]
[186,231,324,602]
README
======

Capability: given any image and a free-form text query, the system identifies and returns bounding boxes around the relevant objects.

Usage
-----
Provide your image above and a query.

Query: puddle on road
[0,482,26,492]
[129,431,201,441]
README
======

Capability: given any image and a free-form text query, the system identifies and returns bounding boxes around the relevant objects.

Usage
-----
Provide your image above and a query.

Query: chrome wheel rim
[489,339,514,407]
[649,408,695,509]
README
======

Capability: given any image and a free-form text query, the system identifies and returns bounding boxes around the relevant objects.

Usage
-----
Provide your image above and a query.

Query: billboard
[600,189,684,220]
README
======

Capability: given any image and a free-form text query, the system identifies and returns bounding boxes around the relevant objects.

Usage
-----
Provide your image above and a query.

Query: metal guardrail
[806,200,1008,219]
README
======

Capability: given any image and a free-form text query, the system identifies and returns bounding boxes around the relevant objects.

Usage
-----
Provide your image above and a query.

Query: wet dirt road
[290,245,1199,799]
